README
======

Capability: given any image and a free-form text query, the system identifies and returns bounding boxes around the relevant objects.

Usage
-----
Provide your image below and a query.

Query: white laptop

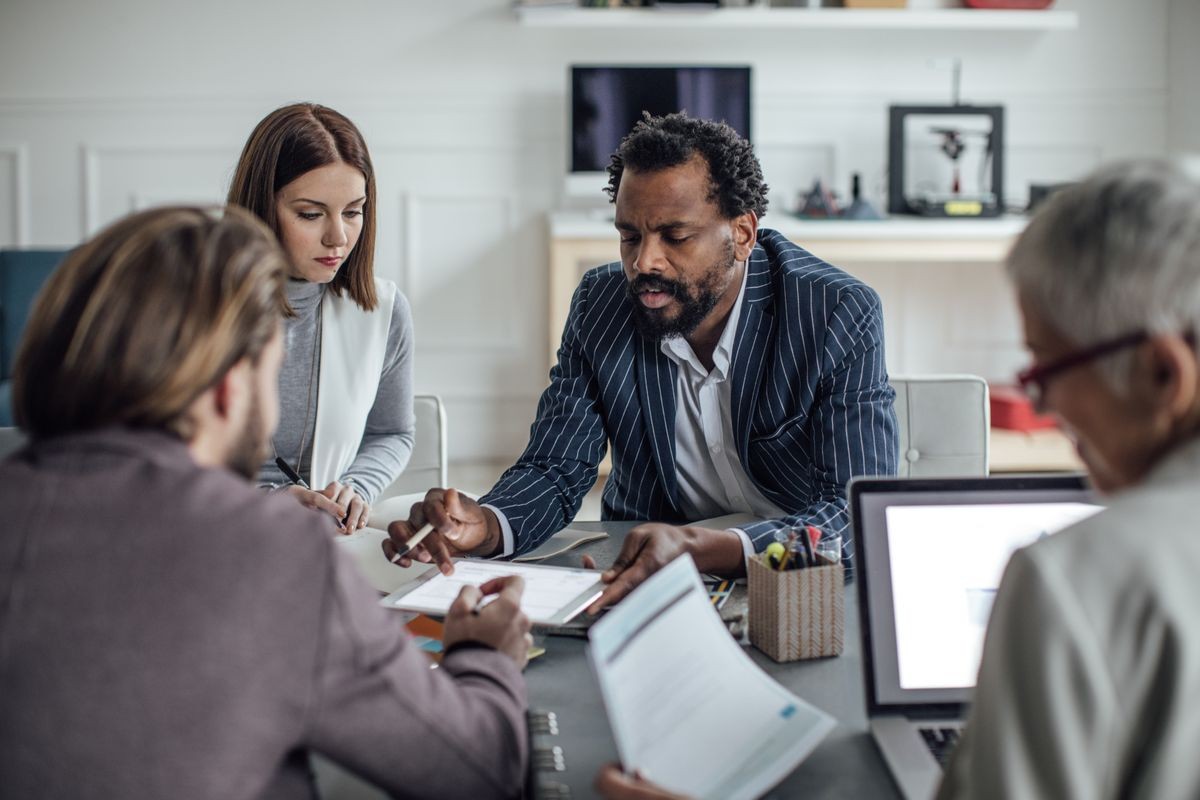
[850,475,1103,800]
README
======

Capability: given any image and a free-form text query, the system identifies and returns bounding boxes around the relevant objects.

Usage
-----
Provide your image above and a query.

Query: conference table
[316,520,903,799]
[524,521,901,800]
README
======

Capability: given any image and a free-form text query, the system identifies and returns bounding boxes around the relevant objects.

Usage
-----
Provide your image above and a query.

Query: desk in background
[989,427,1083,473]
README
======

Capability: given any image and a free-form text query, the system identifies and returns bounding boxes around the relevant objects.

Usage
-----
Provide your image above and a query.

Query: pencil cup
[747,547,844,662]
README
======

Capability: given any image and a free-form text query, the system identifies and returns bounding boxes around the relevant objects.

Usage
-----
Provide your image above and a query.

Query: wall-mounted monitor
[567,65,752,202]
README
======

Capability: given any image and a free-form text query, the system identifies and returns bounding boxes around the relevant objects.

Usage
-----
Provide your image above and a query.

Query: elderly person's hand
[594,764,691,800]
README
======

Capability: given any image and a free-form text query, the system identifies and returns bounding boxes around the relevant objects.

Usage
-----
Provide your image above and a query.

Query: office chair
[889,375,990,477]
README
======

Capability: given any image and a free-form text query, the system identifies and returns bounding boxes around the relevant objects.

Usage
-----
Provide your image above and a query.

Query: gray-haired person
[937,160,1200,799]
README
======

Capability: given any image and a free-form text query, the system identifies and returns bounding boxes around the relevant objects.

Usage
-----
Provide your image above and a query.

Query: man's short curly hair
[605,112,769,219]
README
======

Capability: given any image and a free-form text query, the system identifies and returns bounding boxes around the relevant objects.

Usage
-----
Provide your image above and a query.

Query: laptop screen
[852,476,1103,711]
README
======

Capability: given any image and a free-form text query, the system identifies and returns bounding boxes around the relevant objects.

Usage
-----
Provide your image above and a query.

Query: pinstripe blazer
[481,228,898,562]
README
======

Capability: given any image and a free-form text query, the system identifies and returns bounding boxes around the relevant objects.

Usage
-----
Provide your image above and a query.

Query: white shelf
[515,6,1079,31]
[551,210,1027,240]
[549,211,1027,265]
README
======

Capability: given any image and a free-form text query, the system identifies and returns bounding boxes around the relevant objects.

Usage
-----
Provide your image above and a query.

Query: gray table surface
[315,521,902,799]
[525,521,901,800]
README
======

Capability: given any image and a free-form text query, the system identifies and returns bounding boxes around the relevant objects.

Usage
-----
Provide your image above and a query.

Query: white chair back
[377,393,448,501]
[359,394,449,580]
[889,375,989,477]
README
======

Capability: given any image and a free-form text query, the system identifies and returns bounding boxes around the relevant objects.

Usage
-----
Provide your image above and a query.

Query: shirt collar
[660,261,750,381]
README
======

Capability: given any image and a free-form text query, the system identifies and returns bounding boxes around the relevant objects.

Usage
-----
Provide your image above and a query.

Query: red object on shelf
[963,0,1054,8]
[989,385,1059,431]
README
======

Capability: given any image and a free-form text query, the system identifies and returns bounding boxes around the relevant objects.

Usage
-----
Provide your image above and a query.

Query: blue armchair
[0,249,69,426]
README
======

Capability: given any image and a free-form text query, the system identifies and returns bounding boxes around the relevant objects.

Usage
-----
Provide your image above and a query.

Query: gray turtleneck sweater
[256,280,414,503]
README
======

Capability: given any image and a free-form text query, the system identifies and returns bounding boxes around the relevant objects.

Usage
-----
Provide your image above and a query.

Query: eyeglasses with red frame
[1015,330,1150,412]
[1016,329,1200,411]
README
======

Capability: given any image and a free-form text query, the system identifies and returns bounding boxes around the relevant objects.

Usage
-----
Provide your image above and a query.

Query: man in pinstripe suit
[386,113,898,610]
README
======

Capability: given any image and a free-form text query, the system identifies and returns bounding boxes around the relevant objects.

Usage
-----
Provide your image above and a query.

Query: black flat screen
[570,65,752,173]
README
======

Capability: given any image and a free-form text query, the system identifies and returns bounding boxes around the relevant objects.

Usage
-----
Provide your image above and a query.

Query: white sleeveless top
[309,277,396,488]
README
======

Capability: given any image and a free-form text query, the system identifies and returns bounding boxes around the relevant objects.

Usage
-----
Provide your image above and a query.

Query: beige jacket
[939,437,1200,800]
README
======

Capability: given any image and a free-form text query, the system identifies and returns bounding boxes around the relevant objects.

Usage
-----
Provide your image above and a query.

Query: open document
[588,555,834,800]
[382,559,603,626]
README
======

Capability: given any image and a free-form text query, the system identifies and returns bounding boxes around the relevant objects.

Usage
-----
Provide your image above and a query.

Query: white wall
[1169,0,1200,157]
[0,0,1176,460]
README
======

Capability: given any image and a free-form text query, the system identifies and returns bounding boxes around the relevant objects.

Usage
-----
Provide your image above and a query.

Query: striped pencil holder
[747,554,844,662]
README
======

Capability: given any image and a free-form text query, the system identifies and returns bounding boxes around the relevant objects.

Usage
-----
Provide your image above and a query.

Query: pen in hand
[275,457,310,490]
[276,457,349,532]
[390,522,436,564]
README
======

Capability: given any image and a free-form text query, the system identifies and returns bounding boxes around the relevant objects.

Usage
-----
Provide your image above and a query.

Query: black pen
[276,458,355,532]
[799,529,816,569]
[275,456,310,489]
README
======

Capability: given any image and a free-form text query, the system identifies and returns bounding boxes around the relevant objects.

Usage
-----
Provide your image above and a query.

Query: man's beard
[626,242,736,340]
[227,388,268,481]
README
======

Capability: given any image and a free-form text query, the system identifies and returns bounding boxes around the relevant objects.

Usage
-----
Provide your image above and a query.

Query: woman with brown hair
[228,103,414,532]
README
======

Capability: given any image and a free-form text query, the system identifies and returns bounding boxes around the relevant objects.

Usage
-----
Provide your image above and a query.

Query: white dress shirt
[489,262,783,561]
[660,263,786,566]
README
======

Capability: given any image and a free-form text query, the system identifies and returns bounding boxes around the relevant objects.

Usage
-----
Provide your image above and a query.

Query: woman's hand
[320,480,370,533]
[282,485,348,531]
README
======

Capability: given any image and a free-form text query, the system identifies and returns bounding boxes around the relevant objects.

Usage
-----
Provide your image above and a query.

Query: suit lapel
[731,245,775,466]
[635,333,679,508]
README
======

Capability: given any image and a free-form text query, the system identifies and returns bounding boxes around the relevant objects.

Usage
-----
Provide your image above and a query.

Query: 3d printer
[887,104,1005,218]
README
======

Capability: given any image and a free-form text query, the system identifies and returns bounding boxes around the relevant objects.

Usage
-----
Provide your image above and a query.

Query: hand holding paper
[594,764,691,800]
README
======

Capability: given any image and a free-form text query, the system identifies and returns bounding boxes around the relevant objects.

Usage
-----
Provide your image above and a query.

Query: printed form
[385,560,603,624]
[589,555,834,800]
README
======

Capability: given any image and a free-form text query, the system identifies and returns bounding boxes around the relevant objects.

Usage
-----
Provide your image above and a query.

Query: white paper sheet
[382,560,603,624]
[588,555,835,800]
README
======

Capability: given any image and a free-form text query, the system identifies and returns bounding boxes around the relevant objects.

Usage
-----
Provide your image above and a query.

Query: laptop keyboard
[919,726,962,767]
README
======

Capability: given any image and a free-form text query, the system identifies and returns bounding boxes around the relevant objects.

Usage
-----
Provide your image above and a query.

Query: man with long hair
[0,206,531,799]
